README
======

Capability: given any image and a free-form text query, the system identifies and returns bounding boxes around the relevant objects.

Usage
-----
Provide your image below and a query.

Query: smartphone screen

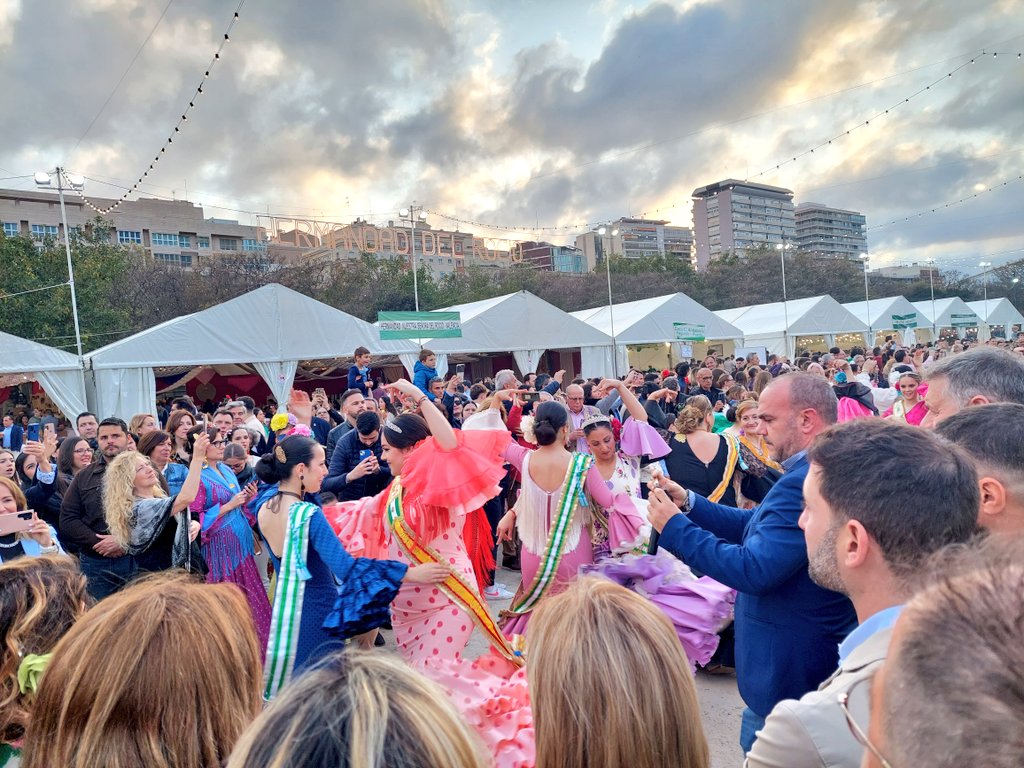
[26,423,40,442]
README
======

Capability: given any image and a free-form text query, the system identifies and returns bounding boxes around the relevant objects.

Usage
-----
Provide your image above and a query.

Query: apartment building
[794,202,867,260]
[0,187,265,268]
[691,179,796,269]
[575,217,694,268]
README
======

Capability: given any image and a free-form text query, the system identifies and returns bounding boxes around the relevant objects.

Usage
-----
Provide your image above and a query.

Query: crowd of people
[1,335,1023,767]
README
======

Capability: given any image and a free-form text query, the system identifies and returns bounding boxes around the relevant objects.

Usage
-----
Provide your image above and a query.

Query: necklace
[0,535,22,549]
[278,490,303,499]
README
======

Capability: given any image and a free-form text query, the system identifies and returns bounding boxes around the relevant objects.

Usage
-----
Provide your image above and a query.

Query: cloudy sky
[1,0,1022,271]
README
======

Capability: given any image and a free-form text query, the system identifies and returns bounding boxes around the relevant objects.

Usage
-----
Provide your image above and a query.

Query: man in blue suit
[1,414,23,452]
[648,372,856,754]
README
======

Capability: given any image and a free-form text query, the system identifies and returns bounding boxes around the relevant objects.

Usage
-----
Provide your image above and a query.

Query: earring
[299,473,305,497]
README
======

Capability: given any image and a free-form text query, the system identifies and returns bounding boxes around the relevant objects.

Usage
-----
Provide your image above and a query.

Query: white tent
[842,295,923,346]
[714,295,868,358]
[967,298,1024,339]
[85,284,417,419]
[912,297,980,338]
[0,331,88,419]
[571,292,743,368]
[422,291,620,377]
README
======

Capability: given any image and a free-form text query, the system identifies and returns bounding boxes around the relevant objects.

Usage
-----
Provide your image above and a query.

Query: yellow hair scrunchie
[17,652,52,695]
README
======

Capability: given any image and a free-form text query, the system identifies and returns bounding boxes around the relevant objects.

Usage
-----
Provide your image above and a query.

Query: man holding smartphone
[322,411,391,502]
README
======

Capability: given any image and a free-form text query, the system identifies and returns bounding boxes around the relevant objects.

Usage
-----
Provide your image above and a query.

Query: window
[242,238,266,252]
[118,230,142,245]
[31,224,59,239]
[154,252,193,268]
[219,238,238,251]
[178,235,191,248]
[197,236,210,248]
[2,222,19,237]
[152,232,179,247]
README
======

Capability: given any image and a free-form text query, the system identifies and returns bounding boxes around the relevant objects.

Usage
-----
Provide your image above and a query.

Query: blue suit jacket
[659,454,856,717]
[4,424,23,453]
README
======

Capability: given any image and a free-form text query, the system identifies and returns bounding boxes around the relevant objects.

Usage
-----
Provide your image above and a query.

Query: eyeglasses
[73,448,94,455]
[837,675,893,768]
[211,440,229,447]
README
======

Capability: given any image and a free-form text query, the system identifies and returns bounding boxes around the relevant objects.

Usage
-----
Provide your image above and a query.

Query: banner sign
[673,322,706,342]
[891,312,918,329]
[950,313,979,328]
[379,311,462,339]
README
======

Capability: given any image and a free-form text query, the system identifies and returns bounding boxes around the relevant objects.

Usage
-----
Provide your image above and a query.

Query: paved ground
[461,566,746,768]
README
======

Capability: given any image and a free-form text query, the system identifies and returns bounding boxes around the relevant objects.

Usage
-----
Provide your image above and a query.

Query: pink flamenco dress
[328,428,512,670]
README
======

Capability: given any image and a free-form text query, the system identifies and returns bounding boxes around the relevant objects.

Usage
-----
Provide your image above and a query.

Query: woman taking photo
[137,430,189,496]
[254,435,445,697]
[0,478,62,563]
[103,432,208,575]
[1,432,57,523]
[883,371,927,425]
[187,425,266,652]
[166,410,195,466]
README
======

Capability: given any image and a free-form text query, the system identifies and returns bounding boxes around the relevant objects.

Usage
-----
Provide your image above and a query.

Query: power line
[68,0,176,159]
[868,170,1024,230]
[72,0,246,216]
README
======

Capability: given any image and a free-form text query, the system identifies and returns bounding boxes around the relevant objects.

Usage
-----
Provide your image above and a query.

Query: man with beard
[59,417,133,599]
[647,373,857,754]
[744,419,978,767]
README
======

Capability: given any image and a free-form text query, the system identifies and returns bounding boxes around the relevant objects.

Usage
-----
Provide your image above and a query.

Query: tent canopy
[911,297,980,328]
[0,330,88,418]
[715,296,867,336]
[570,292,743,343]
[966,298,1024,328]
[714,296,867,358]
[85,284,417,419]
[419,291,617,377]
[842,296,921,330]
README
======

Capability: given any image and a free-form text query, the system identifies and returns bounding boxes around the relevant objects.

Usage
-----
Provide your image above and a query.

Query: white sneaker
[484,584,515,600]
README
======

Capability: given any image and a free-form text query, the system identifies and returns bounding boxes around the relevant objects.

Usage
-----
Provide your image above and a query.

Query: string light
[868,171,1024,230]
[71,2,245,215]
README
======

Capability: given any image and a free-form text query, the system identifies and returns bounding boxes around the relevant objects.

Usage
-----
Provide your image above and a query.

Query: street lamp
[399,205,428,312]
[925,258,938,339]
[597,224,620,375]
[775,241,793,353]
[978,261,992,326]
[34,168,84,359]
[860,254,872,340]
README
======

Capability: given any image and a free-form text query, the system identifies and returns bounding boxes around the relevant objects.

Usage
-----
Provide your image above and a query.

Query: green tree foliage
[0,228,136,352]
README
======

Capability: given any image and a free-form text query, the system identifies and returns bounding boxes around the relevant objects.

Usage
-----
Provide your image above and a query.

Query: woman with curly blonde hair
[103,431,210,575]
[0,556,89,764]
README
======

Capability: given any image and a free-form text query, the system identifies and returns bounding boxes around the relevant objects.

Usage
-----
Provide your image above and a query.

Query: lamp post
[775,241,793,354]
[399,205,428,312]
[34,168,84,359]
[978,261,992,326]
[597,224,620,375]
[924,258,938,339]
[861,254,872,340]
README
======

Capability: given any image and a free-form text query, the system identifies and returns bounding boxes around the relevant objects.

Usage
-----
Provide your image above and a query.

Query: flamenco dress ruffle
[582,551,735,669]
[322,557,408,639]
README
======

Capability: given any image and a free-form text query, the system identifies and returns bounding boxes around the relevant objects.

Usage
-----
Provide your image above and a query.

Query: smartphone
[521,392,541,403]
[456,364,465,377]
[0,510,34,537]
[359,449,373,462]
[314,387,327,399]
[26,423,40,442]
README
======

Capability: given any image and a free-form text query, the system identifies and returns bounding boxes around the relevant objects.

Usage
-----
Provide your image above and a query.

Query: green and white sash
[263,500,316,701]
[508,453,593,616]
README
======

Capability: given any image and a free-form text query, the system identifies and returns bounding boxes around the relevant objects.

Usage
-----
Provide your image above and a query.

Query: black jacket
[322,429,391,501]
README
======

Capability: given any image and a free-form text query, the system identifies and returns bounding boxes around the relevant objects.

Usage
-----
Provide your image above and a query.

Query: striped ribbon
[508,452,593,617]
[263,501,315,700]
[386,482,522,666]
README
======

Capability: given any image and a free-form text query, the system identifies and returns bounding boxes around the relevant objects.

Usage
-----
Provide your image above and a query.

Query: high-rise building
[691,179,795,269]
[574,217,693,268]
[794,202,867,260]
[513,241,588,273]
[0,187,266,269]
